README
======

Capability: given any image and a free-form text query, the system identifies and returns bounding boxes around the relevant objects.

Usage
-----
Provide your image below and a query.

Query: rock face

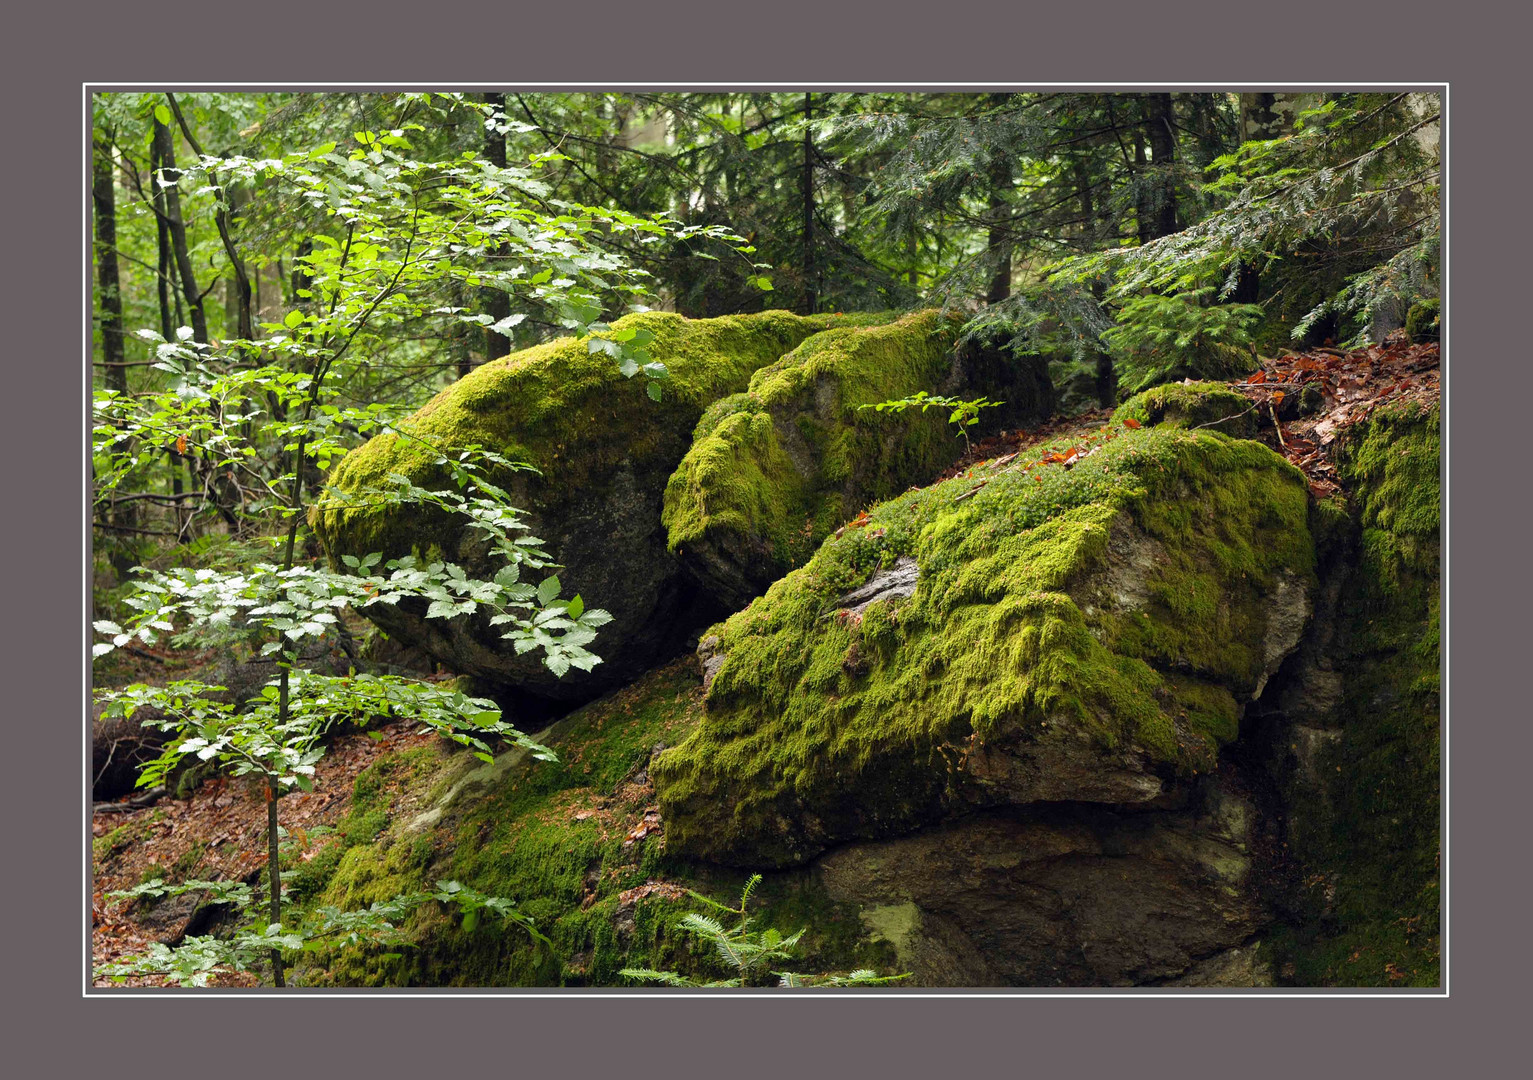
[817,779,1265,987]
[1256,401,1442,986]
[652,422,1315,867]
[312,310,866,702]
[662,311,1054,611]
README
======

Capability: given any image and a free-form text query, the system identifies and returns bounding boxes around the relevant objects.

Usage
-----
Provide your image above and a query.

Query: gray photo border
[10,0,1527,1074]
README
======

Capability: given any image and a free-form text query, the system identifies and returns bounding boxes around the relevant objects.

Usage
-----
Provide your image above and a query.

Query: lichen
[653,424,1315,866]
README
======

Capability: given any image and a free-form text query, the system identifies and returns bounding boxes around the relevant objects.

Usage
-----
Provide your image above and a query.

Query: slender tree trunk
[266,778,284,987]
[95,126,137,563]
[93,127,126,394]
[1074,157,1117,408]
[152,116,208,344]
[480,92,512,363]
[151,134,175,342]
[984,161,1013,304]
[166,94,252,343]
[1146,93,1178,241]
[800,92,816,316]
[1133,121,1152,247]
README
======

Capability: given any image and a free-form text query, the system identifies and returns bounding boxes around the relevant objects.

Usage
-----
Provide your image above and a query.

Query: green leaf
[284,310,304,329]
[153,104,172,126]
[536,575,561,606]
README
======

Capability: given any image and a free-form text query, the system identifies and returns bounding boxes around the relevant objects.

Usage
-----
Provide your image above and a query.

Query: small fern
[619,874,909,989]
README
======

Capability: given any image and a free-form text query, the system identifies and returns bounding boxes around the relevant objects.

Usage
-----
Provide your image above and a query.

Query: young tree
[92,91,764,987]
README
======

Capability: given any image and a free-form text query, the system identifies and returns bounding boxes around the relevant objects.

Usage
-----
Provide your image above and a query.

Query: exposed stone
[817,778,1265,986]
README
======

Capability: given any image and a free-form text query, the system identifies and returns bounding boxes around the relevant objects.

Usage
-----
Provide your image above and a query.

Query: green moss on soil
[312,309,860,566]
[653,423,1314,866]
[293,660,885,986]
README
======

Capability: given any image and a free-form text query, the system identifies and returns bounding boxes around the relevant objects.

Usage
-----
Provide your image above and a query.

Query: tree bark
[984,161,1013,304]
[800,93,817,316]
[479,92,512,363]
[152,116,208,344]
[92,127,126,394]
[1145,93,1178,241]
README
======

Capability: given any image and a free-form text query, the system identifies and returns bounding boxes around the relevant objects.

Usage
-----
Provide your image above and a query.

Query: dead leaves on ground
[1236,339,1439,500]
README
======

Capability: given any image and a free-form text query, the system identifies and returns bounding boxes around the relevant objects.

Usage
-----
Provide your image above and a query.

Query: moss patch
[661,310,968,600]
[1273,400,1441,987]
[294,659,887,986]
[654,424,1315,866]
[1113,381,1258,437]
[312,309,860,567]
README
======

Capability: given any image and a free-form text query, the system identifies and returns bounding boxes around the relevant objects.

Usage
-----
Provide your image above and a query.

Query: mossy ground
[292,660,890,986]
[654,421,1314,866]
[662,310,991,589]
[1271,400,1441,987]
[312,309,863,566]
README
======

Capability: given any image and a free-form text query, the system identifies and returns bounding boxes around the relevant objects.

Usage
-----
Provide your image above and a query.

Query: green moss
[1404,298,1440,343]
[1274,400,1441,987]
[312,309,857,566]
[661,310,990,596]
[654,424,1315,866]
[1113,381,1258,437]
[292,656,904,986]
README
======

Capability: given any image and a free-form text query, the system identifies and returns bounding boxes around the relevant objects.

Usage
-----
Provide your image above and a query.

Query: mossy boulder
[818,777,1269,986]
[1113,380,1258,437]
[312,310,866,702]
[1264,400,1440,986]
[652,423,1315,867]
[661,311,1055,611]
[289,652,1270,987]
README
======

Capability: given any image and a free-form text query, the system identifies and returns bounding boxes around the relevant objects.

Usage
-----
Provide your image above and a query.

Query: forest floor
[91,714,437,987]
[88,337,1438,988]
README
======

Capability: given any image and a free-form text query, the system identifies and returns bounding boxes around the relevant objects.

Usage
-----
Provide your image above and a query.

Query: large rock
[817,777,1266,987]
[652,422,1315,867]
[312,310,865,703]
[1258,400,1441,986]
[662,311,1054,611]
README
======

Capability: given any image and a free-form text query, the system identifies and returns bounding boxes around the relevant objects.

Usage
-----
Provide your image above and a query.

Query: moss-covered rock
[1404,298,1441,344]
[1267,400,1440,986]
[662,311,1055,611]
[1113,380,1258,437]
[818,777,1268,986]
[652,423,1315,867]
[312,310,865,702]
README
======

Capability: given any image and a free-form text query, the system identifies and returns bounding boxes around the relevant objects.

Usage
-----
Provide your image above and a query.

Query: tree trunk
[480,92,512,363]
[800,92,817,316]
[152,116,208,344]
[1145,93,1178,241]
[151,133,175,342]
[984,160,1013,304]
[93,127,126,394]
